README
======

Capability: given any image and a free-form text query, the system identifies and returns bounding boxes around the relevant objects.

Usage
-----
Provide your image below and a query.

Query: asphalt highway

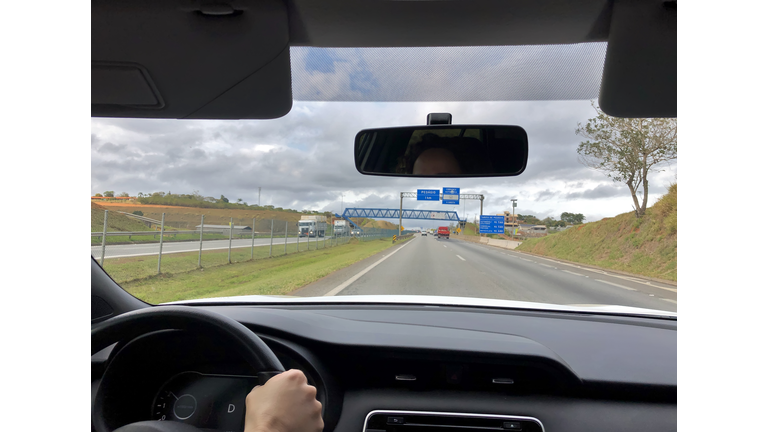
[293,234,677,313]
[91,235,330,259]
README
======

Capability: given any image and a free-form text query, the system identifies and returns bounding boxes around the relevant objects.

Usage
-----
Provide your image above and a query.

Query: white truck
[299,215,327,238]
[333,219,350,236]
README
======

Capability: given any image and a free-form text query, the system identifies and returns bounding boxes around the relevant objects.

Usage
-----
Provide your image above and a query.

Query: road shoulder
[453,236,676,288]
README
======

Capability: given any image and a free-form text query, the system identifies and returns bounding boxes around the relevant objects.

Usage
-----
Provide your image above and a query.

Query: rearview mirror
[354,125,528,177]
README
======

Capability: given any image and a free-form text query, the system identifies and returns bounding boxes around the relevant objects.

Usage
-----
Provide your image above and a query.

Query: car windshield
[91,45,676,314]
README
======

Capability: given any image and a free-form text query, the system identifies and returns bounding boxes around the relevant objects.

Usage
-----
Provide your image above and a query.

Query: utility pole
[399,192,403,236]
[511,198,517,223]
[258,187,261,206]
[511,198,518,235]
[341,192,344,214]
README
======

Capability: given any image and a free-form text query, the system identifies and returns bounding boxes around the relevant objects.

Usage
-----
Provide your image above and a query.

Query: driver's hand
[245,369,324,432]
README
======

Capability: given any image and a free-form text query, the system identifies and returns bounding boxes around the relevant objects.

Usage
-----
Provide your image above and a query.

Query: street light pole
[511,198,518,234]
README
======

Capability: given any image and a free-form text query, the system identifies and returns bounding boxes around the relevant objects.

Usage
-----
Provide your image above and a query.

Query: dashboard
[91,304,676,432]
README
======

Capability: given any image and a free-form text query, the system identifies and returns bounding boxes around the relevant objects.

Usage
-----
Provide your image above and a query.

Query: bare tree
[576,102,676,217]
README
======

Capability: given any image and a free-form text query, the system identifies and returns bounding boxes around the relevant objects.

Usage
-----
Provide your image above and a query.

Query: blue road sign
[479,215,505,234]
[417,189,440,201]
[442,187,460,205]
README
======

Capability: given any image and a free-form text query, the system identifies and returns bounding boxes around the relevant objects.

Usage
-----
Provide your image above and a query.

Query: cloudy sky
[91,46,676,227]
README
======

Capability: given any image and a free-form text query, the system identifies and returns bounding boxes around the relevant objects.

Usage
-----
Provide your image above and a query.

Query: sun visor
[92,63,164,108]
[91,0,292,119]
[599,0,676,118]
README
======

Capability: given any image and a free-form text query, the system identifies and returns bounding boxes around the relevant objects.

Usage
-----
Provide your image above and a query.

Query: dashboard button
[446,365,463,384]
[387,417,405,425]
[502,421,522,430]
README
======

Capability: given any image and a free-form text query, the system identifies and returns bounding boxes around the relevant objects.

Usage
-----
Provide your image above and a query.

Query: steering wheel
[91,306,285,432]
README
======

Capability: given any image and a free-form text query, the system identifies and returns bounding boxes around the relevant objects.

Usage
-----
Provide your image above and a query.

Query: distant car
[422,232,427,236]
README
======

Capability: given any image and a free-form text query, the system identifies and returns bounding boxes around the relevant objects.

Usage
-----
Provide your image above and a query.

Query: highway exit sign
[417,189,440,201]
[442,187,460,205]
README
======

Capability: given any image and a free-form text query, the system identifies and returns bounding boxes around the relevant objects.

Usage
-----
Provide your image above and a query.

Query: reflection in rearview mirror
[354,125,528,177]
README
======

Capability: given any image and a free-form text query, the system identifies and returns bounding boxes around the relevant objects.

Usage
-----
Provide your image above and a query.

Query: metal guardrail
[91,230,267,237]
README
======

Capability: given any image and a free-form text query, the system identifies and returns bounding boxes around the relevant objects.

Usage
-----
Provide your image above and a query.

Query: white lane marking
[640,282,677,293]
[661,298,677,304]
[456,255,466,261]
[443,245,447,248]
[323,241,412,296]
[596,279,637,291]
[509,253,677,292]
[520,258,532,262]
[539,263,556,269]
[562,270,584,277]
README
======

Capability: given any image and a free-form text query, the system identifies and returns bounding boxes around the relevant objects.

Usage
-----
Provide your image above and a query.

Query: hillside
[91,203,151,232]
[516,184,677,281]
[461,222,480,236]
[350,218,399,230]
[94,202,308,231]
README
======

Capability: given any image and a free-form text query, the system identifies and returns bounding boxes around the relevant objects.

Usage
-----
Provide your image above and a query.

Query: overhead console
[363,411,543,432]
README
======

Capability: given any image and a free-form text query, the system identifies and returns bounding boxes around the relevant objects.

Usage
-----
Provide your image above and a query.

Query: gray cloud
[91,100,675,220]
[562,184,626,200]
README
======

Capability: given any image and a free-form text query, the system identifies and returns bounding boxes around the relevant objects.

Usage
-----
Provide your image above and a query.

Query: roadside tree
[576,102,676,217]
[560,212,585,225]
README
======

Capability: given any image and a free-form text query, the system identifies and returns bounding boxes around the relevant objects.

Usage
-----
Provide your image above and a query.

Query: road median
[118,237,412,304]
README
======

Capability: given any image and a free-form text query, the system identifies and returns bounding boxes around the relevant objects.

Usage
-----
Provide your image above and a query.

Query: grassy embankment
[350,218,399,230]
[114,237,411,304]
[91,202,302,244]
[516,184,677,281]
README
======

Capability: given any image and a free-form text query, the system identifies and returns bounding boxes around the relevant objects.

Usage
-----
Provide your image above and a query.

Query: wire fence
[91,210,403,285]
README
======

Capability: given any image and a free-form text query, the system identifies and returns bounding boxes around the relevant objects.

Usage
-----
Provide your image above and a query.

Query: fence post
[315,227,319,250]
[296,227,300,252]
[228,217,233,264]
[157,213,166,274]
[251,218,256,260]
[100,210,108,266]
[269,219,274,257]
[284,221,288,255]
[198,215,204,268]
[307,231,310,250]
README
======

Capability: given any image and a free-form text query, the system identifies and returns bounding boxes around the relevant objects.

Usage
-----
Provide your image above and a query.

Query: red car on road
[437,226,450,239]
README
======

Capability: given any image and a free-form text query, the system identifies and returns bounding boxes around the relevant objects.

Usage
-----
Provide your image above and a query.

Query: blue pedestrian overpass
[339,208,467,223]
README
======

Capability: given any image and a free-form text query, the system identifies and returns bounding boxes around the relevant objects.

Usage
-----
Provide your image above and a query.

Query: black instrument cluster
[152,372,258,431]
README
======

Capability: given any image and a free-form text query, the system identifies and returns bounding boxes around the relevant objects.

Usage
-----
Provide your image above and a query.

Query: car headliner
[91,0,676,119]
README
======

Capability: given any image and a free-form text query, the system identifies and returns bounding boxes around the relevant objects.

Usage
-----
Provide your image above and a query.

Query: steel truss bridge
[335,192,482,234]
[341,208,465,222]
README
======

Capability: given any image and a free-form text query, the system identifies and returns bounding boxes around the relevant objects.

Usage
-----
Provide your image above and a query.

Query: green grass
[91,206,150,232]
[461,223,481,236]
[516,184,677,281]
[116,237,410,304]
[102,235,351,284]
